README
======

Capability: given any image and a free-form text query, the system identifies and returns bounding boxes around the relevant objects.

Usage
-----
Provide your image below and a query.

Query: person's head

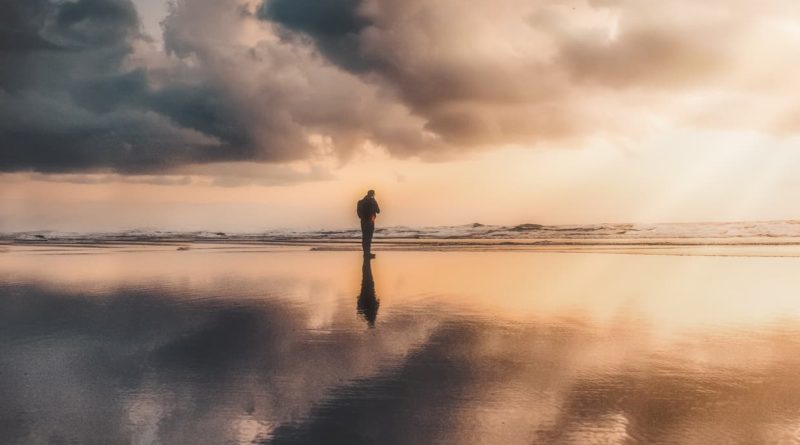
[367,189,375,197]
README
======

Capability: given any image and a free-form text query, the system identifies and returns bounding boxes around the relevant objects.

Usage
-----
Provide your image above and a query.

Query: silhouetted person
[357,257,379,327]
[356,190,380,257]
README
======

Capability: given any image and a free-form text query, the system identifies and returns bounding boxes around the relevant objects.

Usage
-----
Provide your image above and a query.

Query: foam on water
[6,220,800,246]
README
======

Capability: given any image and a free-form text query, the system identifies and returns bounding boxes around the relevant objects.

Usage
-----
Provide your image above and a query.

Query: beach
[5,0,800,441]
[3,243,800,443]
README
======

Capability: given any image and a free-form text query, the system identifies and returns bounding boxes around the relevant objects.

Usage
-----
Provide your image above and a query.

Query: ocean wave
[6,220,800,244]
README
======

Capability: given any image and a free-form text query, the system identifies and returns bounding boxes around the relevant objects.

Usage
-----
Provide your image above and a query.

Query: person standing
[356,190,380,257]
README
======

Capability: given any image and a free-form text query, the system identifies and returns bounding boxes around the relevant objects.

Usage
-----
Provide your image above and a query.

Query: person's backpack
[356,198,368,219]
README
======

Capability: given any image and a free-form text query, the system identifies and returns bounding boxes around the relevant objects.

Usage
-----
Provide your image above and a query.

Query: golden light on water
[7,246,800,333]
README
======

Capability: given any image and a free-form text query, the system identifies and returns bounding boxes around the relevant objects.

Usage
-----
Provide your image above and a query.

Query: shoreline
[6,239,800,258]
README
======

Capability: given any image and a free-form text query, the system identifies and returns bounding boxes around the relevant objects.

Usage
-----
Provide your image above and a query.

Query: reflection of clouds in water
[3,279,800,443]
[232,415,275,444]
[125,392,164,445]
[536,334,800,444]
[0,282,441,444]
[267,321,800,444]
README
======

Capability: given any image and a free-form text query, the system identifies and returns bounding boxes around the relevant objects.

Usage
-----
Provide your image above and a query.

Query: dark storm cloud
[258,0,375,72]
[0,0,135,92]
[1,0,441,174]
[0,87,231,173]
[0,0,62,52]
[51,0,140,48]
[0,0,340,173]
[0,0,238,173]
[261,0,367,37]
[160,0,438,161]
[3,0,800,175]
[147,82,253,150]
[0,0,138,54]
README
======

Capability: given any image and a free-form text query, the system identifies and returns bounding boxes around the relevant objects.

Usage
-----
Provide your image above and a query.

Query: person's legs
[361,219,374,254]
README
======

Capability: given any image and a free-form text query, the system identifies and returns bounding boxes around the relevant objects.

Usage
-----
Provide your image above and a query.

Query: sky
[3,0,800,232]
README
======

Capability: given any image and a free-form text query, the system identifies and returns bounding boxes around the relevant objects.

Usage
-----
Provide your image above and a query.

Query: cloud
[261,0,800,145]
[0,0,231,173]
[2,0,800,176]
[0,160,335,187]
[0,0,434,175]
[23,171,194,186]
[159,0,439,159]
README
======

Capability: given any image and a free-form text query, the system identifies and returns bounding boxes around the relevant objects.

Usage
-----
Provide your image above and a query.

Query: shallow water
[3,245,800,444]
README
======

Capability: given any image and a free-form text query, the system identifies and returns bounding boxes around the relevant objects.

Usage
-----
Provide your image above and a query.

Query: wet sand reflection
[2,247,800,443]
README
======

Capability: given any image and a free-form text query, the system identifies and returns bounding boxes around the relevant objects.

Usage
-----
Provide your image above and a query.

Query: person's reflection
[357,257,380,327]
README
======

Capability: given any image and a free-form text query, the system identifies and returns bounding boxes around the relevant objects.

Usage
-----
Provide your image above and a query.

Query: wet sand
[2,245,800,443]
